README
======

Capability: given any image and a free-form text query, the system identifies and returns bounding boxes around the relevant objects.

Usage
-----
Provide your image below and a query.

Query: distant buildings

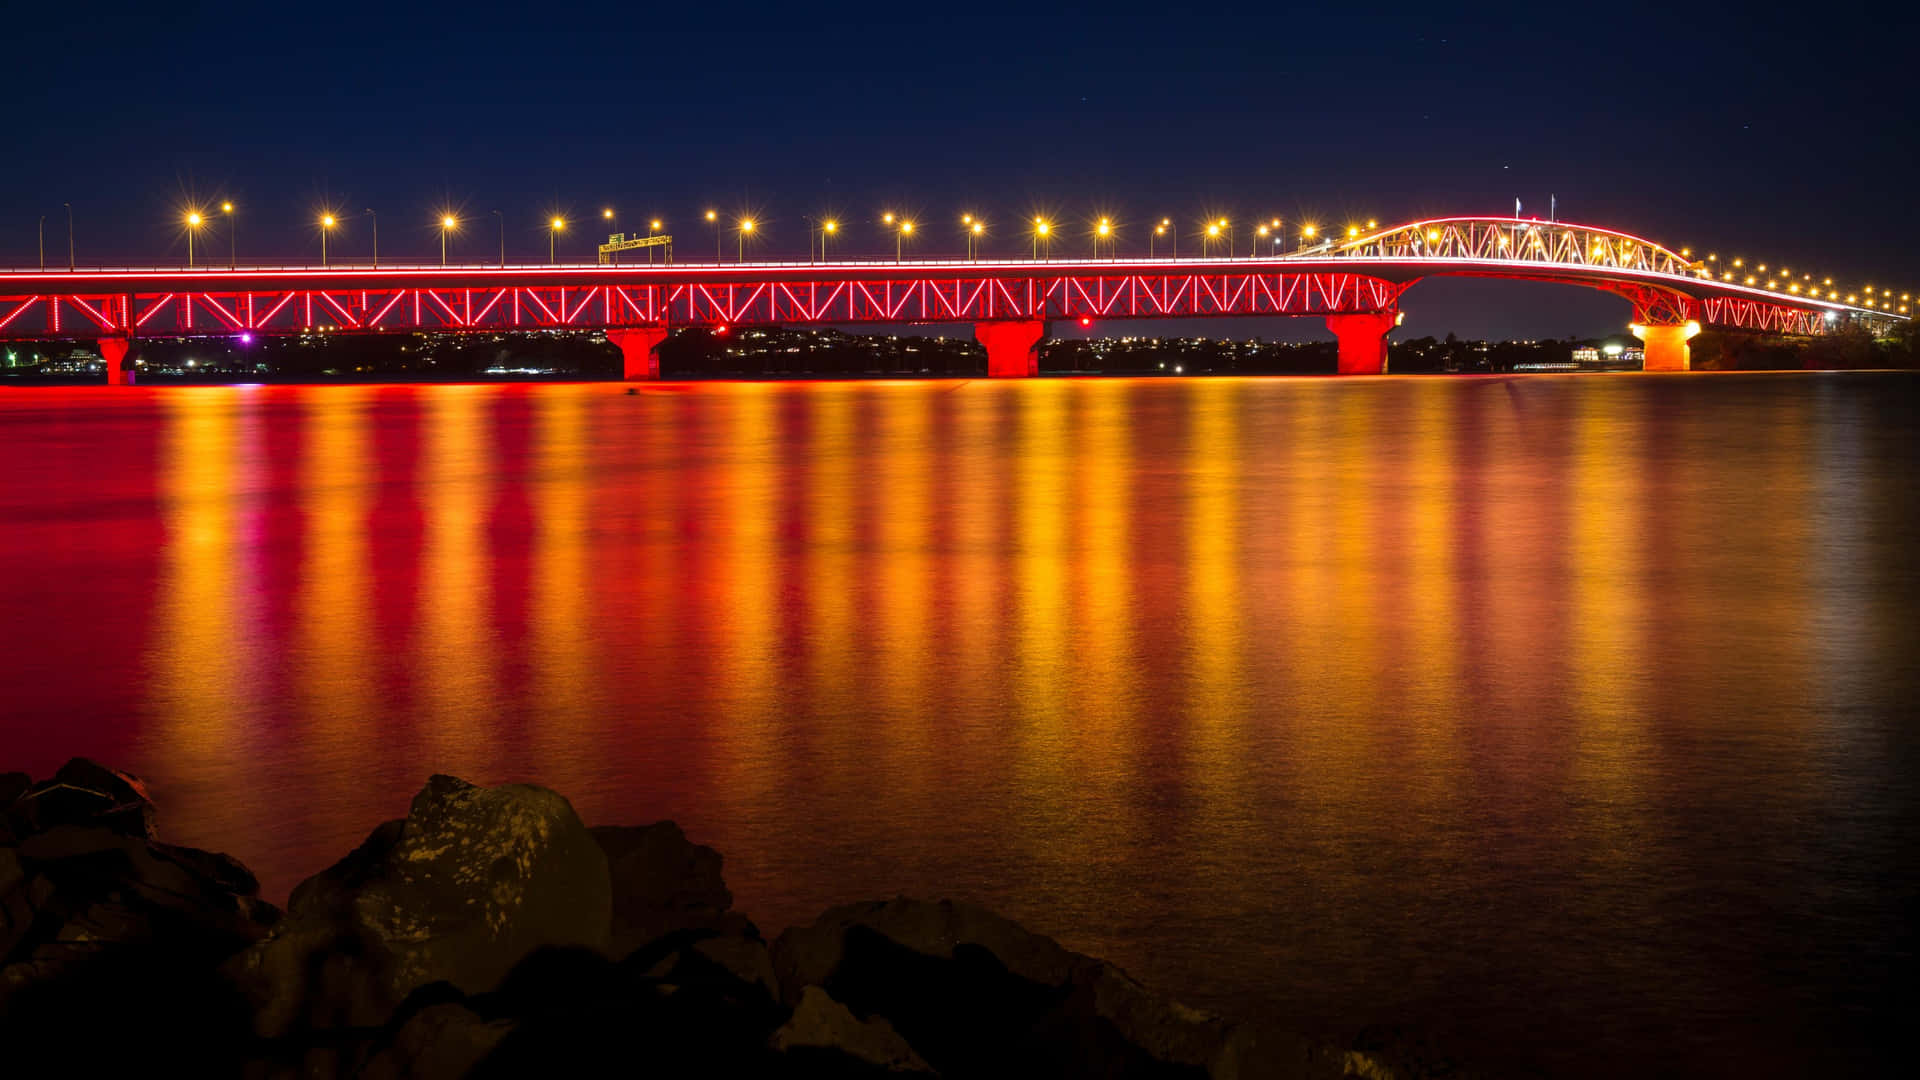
[1568,339,1645,370]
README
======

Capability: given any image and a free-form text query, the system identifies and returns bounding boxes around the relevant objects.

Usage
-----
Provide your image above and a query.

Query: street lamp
[822,219,838,263]
[896,220,913,263]
[969,221,984,260]
[491,210,504,267]
[1095,217,1112,260]
[649,218,663,264]
[1033,218,1051,261]
[223,202,234,269]
[440,215,458,265]
[364,208,378,268]
[705,209,719,262]
[186,211,204,268]
[320,214,336,267]
[549,216,566,264]
[1205,221,1220,258]
[738,217,755,262]
[1255,223,1269,259]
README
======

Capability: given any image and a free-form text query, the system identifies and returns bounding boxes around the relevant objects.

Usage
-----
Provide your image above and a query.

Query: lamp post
[440,215,457,265]
[738,218,755,262]
[491,210,504,267]
[705,210,719,262]
[1095,217,1112,260]
[1151,221,1166,259]
[1255,224,1269,260]
[1033,218,1050,261]
[223,202,234,269]
[969,221,983,260]
[320,214,336,266]
[821,219,837,263]
[64,203,73,269]
[185,212,202,268]
[600,208,615,264]
[549,216,565,264]
[363,209,378,268]
[648,218,663,264]
[895,220,912,263]
[1204,221,1220,258]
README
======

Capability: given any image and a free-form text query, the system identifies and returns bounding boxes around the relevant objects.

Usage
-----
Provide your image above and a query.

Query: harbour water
[2,374,1915,1076]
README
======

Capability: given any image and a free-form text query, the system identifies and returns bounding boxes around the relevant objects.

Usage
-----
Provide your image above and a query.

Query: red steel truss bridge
[0,216,1898,383]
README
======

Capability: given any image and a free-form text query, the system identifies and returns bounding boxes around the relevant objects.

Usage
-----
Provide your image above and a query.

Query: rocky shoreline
[2,759,1471,1078]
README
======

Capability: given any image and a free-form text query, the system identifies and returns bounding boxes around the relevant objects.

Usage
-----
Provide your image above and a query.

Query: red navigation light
[1079,316,1092,328]
[716,324,729,335]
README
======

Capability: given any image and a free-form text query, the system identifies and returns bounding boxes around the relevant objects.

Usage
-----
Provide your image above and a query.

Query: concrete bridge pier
[98,337,134,386]
[975,320,1045,378]
[1324,311,1400,374]
[1633,322,1698,372]
[608,326,671,380]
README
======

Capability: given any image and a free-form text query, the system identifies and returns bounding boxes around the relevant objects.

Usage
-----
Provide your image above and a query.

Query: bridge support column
[608,326,671,380]
[975,320,1045,378]
[1632,322,1698,372]
[1325,311,1399,375]
[98,336,134,386]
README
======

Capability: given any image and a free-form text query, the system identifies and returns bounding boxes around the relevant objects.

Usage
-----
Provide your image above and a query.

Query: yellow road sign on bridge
[598,233,673,264]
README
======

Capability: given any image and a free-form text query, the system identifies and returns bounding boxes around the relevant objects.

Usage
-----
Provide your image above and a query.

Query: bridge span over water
[0,217,1898,384]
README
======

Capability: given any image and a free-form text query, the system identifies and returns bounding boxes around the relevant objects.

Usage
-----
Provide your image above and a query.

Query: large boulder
[774,897,1242,1077]
[0,823,279,1071]
[232,774,613,1040]
[591,820,749,957]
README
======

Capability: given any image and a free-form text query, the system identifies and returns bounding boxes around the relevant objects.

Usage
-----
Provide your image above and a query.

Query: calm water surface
[3,375,1916,1076]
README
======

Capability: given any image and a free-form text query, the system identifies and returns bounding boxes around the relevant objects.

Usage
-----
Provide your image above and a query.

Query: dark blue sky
[6,1,1914,338]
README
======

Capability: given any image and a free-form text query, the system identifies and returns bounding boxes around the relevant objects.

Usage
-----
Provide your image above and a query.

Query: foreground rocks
[232,774,614,1039]
[1,760,279,1072]
[0,760,1475,1078]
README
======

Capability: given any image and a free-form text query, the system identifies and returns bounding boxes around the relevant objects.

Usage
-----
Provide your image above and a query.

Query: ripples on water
[1,374,1916,1076]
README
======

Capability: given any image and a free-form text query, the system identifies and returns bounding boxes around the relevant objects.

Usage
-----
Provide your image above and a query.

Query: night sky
[6,1,1914,339]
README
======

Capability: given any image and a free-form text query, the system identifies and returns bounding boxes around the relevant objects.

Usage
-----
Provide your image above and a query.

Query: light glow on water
[0,374,1915,1077]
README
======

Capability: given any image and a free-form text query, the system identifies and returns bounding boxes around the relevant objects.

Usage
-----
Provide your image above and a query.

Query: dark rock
[231,774,613,1040]
[9,757,157,839]
[634,925,781,1002]
[0,823,278,1071]
[771,984,934,1073]
[359,1002,516,1080]
[591,820,749,957]
[467,944,784,1077]
[1340,1025,1482,1080]
[774,897,1236,1078]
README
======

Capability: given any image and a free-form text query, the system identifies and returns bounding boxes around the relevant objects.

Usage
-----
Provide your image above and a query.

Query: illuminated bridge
[0,216,1899,384]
